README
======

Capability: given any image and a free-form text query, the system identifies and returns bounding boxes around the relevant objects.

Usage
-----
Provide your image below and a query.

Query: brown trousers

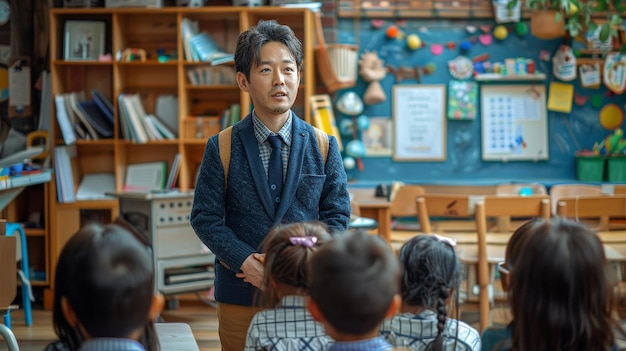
[216,302,263,351]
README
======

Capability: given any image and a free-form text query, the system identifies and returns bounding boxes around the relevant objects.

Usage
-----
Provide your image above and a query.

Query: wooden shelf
[48,7,317,292]
[24,228,45,237]
[474,73,547,81]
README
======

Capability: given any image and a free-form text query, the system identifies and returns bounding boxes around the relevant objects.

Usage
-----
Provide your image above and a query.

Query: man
[191,19,351,351]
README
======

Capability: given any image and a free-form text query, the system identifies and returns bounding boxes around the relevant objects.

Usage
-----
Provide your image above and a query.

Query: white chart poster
[392,85,446,161]
[481,85,548,161]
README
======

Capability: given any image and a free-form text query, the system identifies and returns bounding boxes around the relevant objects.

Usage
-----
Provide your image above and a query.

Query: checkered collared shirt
[380,310,481,351]
[252,111,292,179]
[245,295,332,351]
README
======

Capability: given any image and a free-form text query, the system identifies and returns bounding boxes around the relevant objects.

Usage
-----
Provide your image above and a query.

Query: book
[188,32,234,65]
[91,89,114,124]
[77,100,114,137]
[68,92,100,140]
[54,94,77,145]
[146,115,176,140]
[166,153,181,189]
[76,173,116,200]
[124,161,167,192]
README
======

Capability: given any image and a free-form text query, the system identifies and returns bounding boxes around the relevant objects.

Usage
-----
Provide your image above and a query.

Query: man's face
[238,41,300,121]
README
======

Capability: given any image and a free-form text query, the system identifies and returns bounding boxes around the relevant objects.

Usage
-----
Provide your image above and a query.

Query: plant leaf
[600,23,610,42]
[507,0,518,9]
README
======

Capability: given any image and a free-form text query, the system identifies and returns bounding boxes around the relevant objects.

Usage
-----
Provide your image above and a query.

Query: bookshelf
[48,6,316,303]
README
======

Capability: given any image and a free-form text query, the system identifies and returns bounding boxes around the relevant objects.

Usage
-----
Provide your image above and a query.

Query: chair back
[483,195,551,221]
[390,185,425,218]
[550,184,602,215]
[416,194,476,234]
[556,195,626,219]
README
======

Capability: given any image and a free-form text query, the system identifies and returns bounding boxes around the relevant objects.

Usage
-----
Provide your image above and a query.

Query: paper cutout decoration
[447,56,473,80]
[447,80,478,120]
[547,81,574,113]
[579,63,601,88]
[552,45,576,81]
[479,34,492,45]
[599,104,624,130]
[603,53,626,94]
[431,44,443,55]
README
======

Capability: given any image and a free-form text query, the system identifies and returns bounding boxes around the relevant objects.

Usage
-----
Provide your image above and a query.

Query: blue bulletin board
[480,85,548,161]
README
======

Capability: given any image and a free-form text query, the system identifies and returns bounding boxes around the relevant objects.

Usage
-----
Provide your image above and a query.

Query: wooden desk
[155,323,200,351]
[350,188,391,242]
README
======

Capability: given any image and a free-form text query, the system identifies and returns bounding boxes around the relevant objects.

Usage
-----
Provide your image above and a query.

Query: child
[307,230,401,351]
[380,235,480,351]
[483,217,626,351]
[52,223,163,351]
[245,221,333,350]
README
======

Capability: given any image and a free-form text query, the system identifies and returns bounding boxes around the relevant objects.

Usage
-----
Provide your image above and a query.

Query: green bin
[607,157,626,182]
[575,156,605,181]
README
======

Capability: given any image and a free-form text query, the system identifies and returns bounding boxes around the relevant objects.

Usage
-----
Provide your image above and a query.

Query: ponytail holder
[289,236,318,247]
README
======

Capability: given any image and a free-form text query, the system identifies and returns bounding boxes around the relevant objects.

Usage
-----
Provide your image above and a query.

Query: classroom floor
[2,292,513,351]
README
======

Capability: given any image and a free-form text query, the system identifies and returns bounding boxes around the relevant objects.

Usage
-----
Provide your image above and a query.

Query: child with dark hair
[307,230,401,351]
[52,223,163,351]
[380,235,480,351]
[482,217,626,351]
[245,221,333,350]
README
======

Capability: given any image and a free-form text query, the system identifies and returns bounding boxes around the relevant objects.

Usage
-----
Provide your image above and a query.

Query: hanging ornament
[603,53,626,94]
[573,93,588,106]
[466,25,477,34]
[339,119,355,136]
[552,45,577,82]
[406,34,421,50]
[356,115,370,130]
[459,41,472,53]
[515,22,528,37]
[431,44,444,55]
[424,63,437,74]
[493,25,508,40]
[346,140,366,158]
[371,19,385,29]
[446,42,456,50]
[479,34,492,46]
[591,94,604,109]
[343,156,356,170]
[479,25,492,33]
[386,25,399,39]
[448,56,474,80]
[336,91,364,116]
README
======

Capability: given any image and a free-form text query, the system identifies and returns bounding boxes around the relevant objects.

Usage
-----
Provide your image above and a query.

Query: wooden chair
[550,184,602,215]
[495,183,548,232]
[0,221,20,351]
[388,184,425,244]
[416,194,551,332]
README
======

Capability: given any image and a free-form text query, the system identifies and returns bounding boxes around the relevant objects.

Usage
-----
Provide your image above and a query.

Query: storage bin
[607,156,626,182]
[575,156,605,181]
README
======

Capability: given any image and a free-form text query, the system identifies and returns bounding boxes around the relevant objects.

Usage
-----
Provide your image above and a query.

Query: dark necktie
[267,135,283,208]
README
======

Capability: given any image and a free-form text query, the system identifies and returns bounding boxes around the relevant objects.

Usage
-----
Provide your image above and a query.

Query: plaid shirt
[327,337,393,351]
[380,310,481,351]
[245,295,332,351]
[252,111,292,179]
[78,338,146,351]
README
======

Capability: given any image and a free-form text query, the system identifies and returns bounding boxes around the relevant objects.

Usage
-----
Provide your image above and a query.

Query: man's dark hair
[234,19,303,80]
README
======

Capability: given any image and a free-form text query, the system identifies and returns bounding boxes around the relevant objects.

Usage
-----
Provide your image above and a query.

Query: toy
[121,48,147,62]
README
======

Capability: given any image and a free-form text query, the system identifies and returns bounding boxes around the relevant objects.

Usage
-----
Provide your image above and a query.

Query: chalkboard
[481,85,549,161]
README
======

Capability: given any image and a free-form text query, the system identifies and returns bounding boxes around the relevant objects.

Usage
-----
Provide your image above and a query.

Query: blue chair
[2,222,32,327]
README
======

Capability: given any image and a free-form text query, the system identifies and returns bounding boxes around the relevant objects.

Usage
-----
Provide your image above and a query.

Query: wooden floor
[1,293,512,351]
[1,294,221,351]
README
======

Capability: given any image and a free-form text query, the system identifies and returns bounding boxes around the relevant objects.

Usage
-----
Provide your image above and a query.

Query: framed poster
[481,85,548,161]
[392,84,446,161]
[64,20,105,61]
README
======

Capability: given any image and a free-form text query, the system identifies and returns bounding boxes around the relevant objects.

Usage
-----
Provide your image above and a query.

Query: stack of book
[53,90,114,144]
[181,18,234,66]
[118,93,177,143]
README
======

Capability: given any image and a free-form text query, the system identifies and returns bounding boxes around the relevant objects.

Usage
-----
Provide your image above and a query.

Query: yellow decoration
[407,34,421,50]
[493,25,508,40]
[547,82,574,113]
[600,104,624,130]
[569,3,578,14]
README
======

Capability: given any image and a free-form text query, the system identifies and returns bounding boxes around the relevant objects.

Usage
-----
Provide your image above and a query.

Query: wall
[333,18,626,185]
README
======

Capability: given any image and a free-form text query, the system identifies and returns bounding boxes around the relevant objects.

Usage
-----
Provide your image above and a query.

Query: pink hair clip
[289,236,318,247]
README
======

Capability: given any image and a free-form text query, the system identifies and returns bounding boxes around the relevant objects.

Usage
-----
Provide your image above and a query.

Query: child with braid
[380,235,481,351]
[245,221,333,350]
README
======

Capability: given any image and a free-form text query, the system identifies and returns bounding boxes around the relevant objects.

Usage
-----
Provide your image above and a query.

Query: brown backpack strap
[218,126,233,188]
[313,127,329,164]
